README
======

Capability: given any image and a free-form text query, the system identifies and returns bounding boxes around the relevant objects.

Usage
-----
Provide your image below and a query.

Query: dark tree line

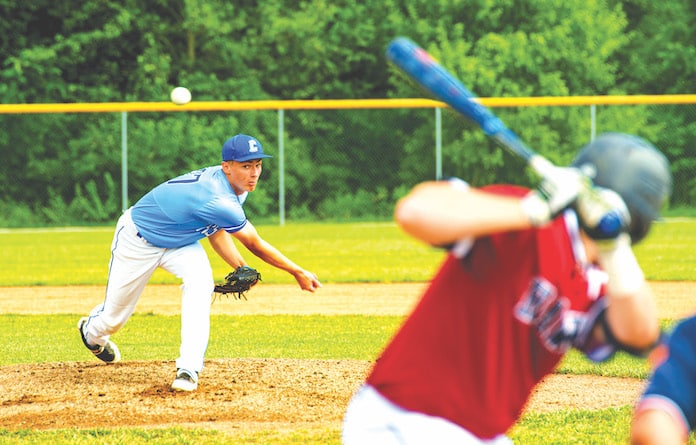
[1,0,695,225]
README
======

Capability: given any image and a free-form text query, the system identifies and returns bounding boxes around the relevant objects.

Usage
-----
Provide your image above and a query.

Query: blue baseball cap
[221,134,273,162]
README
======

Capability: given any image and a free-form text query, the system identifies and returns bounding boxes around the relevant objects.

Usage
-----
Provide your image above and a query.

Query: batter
[342,133,672,444]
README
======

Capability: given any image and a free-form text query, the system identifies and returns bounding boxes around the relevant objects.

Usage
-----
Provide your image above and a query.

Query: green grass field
[1,219,694,285]
[1,219,695,444]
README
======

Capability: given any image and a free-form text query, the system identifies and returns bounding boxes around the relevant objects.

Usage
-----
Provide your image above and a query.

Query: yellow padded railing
[1,95,696,114]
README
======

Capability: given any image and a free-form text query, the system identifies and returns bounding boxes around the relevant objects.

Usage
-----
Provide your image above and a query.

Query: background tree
[610,0,696,205]
[0,0,693,225]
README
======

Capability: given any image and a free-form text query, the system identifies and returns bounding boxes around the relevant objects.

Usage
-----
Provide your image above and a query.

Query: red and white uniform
[343,185,608,444]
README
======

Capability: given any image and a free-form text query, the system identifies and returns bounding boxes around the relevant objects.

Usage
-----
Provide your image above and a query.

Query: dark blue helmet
[571,133,672,244]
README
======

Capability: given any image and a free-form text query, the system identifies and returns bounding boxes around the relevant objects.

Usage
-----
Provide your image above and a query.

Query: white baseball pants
[81,208,214,373]
[342,385,513,445]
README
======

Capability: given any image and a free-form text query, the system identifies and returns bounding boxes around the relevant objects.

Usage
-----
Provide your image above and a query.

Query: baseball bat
[385,37,554,178]
[387,37,626,237]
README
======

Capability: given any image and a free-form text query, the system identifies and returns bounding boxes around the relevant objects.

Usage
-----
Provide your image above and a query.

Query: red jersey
[367,184,606,439]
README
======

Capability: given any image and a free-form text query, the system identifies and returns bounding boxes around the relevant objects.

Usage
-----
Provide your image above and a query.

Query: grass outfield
[0,222,442,286]
[2,219,696,285]
[1,219,696,444]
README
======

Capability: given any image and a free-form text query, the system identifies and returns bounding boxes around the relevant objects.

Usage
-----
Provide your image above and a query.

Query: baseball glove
[214,266,261,300]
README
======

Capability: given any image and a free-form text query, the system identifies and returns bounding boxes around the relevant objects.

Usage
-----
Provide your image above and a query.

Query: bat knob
[594,211,625,239]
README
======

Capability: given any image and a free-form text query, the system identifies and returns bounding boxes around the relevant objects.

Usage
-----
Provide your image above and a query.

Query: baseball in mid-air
[170,86,192,105]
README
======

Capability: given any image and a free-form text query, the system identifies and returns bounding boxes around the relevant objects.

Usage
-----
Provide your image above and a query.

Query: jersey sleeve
[198,196,247,234]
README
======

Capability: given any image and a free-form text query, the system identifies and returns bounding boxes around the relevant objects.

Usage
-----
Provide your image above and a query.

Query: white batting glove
[576,188,640,296]
[521,166,587,226]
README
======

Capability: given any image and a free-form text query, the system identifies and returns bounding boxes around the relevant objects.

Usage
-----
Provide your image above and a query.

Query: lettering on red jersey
[514,277,583,354]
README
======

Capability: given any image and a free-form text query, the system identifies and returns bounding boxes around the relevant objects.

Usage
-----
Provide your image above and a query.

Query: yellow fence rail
[1,94,696,114]
[3,94,695,224]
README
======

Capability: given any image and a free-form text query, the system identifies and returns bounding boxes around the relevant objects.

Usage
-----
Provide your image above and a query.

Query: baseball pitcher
[78,134,321,392]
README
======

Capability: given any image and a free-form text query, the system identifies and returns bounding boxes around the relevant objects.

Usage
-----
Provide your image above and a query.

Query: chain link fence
[1,97,695,226]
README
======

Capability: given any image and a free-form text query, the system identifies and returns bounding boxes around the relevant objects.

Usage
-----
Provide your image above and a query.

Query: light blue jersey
[130,166,248,248]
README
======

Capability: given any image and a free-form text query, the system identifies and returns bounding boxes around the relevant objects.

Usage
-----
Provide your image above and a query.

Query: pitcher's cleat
[78,317,121,363]
[171,368,198,392]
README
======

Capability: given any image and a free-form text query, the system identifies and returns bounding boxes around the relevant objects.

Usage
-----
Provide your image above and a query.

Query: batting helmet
[571,132,672,244]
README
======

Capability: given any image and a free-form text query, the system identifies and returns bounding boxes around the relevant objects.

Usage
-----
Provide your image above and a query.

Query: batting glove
[575,186,631,243]
[577,188,640,296]
[521,166,587,227]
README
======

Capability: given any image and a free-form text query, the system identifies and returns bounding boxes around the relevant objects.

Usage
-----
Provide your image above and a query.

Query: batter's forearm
[598,234,659,350]
[395,183,530,245]
[604,284,660,351]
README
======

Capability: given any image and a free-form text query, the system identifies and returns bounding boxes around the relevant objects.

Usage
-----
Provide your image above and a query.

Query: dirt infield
[1,281,694,434]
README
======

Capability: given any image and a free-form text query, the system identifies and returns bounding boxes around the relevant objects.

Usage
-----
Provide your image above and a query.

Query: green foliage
[1,1,695,225]
[591,0,696,207]
[615,0,696,95]
[56,174,119,223]
[316,187,396,221]
[0,200,36,228]
[391,1,665,189]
